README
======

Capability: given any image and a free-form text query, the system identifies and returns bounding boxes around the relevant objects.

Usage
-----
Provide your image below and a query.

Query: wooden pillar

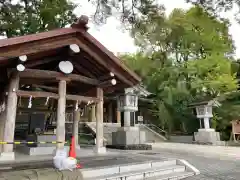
[108,102,113,123]
[56,79,66,149]
[73,107,80,149]
[91,104,96,122]
[3,73,19,154]
[0,109,6,153]
[117,110,121,123]
[95,87,106,154]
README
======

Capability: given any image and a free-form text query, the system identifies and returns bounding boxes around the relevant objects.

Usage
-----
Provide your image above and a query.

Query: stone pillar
[73,108,80,149]
[203,117,210,129]
[108,102,113,123]
[94,88,106,154]
[56,80,66,149]
[1,73,19,161]
[91,104,96,122]
[124,111,131,127]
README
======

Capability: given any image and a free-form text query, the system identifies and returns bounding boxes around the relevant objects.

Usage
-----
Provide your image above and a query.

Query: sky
[72,0,240,58]
[3,0,240,57]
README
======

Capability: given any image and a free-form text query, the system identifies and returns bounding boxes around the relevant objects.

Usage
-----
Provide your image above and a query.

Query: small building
[0,15,141,160]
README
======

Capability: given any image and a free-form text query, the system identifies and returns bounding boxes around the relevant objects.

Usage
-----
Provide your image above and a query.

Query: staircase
[139,124,167,142]
[80,158,199,180]
[85,122,167,145]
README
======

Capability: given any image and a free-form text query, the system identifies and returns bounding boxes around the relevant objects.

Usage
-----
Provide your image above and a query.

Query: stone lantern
[117,92,138,112]
[117,89,138,127]
[190,100,225,145]
[195,103,214,130]
[112,85,150,147]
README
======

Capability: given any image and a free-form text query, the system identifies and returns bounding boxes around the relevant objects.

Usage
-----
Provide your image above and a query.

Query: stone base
[112,128,146,145]
[93,146,106,154]
[194,129,224,145]
[0,152,15,161]
[17,145,56,156]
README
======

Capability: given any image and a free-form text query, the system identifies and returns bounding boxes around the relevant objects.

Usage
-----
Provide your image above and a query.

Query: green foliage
[0,0,77,37]
[122,6,238,135]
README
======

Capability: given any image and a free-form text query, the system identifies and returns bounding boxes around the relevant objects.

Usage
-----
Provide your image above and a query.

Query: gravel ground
[146,147,240,180]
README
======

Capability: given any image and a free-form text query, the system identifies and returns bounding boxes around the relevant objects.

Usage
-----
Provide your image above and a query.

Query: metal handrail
[144,123,168,137]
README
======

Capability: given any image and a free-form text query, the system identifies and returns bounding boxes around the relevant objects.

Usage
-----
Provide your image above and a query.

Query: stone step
[145,171,195,180]
[81,160,177,178]
[83,165,186,180]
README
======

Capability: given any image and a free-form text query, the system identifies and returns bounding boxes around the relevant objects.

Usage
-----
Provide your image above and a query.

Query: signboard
[231,120,240,141]
[138,116,143,122]
[232,120,240,134]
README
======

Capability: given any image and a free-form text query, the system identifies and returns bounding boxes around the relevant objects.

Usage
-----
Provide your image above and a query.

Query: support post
[124,111,131,127]
[203,117,210,129]
[56,80,66,149]
[94,88,106,154]
[1,73,19,161]
[0,110,6,153]
[108,102,113,123]
[117,110,121,124]
[73,107,80,149]
[91,104,96,122]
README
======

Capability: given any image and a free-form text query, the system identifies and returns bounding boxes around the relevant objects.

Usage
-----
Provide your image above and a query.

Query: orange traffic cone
[69,136,82,169]
[69,136,76,158]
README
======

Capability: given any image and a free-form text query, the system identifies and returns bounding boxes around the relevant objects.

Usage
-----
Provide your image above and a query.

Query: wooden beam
[0,35,77,57]
[16,90,99,103]
[31,84,58,92]
[66,94,99,103]
[71,60,95,78]
[16,90,59,99]
[25,56,61,68]
[99,78,117,88]
[75,37,135,86]
[18,68,100,85]
[99,72,115,81]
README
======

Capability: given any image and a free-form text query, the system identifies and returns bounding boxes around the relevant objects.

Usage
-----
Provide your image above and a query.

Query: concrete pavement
[143,142,240,180]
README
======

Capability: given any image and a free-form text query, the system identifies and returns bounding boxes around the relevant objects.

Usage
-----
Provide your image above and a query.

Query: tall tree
[122,6,237,133]
[186,0,240,23]
[0,0,77,37]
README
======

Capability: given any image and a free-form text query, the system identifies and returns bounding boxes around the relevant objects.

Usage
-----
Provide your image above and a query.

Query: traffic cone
[69,136,82,169]
[69,136,76,158]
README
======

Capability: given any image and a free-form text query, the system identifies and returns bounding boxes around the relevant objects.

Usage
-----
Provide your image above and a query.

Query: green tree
[0,0,77,37]
[122,6,237,134]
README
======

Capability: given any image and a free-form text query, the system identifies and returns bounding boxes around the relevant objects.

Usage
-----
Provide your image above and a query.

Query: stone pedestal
[194,129,224,145]
[17,134,59,156]
[0,152,15,161]
[112,127,146,145]
[93,146,106,154]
